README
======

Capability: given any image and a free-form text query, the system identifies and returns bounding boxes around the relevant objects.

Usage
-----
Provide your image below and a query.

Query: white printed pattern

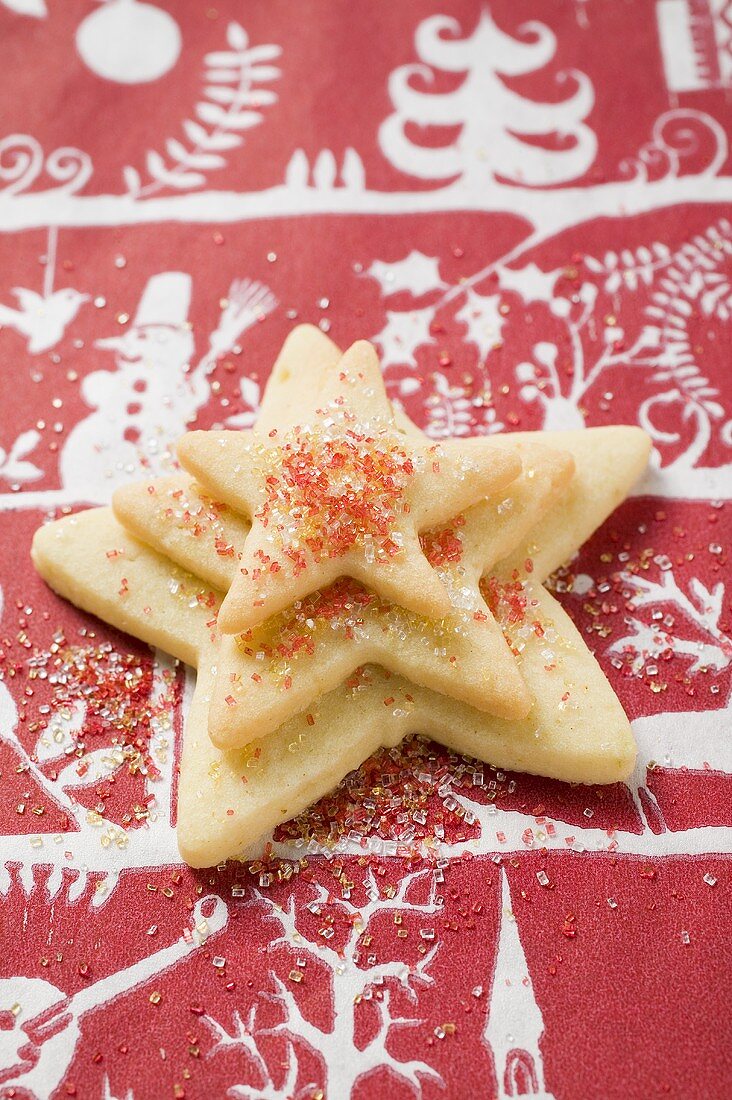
[0,8,730,1098]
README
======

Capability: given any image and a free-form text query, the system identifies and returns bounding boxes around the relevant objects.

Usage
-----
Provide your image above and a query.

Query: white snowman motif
[0,896,227,1099]
[60,272,201,502]
[59,271,275,505]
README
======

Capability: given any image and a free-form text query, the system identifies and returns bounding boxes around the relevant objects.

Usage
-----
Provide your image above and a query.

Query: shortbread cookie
[31,325,651,867]
[115,442,574,747]
[32,508,636,868]
[31,506,218,666]
[177,340,524,633]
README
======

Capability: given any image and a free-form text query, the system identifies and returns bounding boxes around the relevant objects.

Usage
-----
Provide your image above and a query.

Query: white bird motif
[0,286,89,354]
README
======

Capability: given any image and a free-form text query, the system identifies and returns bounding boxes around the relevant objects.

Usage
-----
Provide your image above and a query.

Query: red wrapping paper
[0,2,731,1098]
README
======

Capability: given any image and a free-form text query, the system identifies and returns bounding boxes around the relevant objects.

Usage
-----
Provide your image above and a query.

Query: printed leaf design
[375,306,437,368]
[496,263,560,304]
[455,288,503,360]
[425,372,503,439]
[367,252,445,298]
[585,242,671,294]
[123,21,281,197]
[0,428,43,483]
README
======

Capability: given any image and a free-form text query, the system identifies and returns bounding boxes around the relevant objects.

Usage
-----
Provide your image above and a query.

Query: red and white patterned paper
[0,2,731,1098]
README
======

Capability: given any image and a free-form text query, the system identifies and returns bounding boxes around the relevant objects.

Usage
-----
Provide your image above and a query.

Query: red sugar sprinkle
[421,523,464,567]
[254,426,418,566]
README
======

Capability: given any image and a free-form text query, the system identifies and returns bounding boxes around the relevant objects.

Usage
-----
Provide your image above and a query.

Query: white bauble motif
[76,0,182,85]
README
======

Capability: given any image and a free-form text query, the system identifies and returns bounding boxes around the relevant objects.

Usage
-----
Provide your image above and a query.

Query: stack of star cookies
[32,326,650,867]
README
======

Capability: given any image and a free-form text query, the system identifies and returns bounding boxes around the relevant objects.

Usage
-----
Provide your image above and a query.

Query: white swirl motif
[0,134,93,195]
[0,133,43,194]
[620,108,728,182]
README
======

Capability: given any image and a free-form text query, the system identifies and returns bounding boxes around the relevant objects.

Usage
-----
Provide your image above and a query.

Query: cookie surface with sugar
[177,339,525,634]
[31,325,651,867]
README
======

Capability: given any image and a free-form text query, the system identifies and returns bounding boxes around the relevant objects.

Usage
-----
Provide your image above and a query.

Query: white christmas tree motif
[484,869,555,1100]
[123,21,281,198]
[455,288,504,360]
[610,568,732,676]
[367,251,445,297]
[379,11,596,188]
[203,869,443,1098]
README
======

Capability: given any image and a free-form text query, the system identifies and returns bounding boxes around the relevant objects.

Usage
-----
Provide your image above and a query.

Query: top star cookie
[177,339,523,634]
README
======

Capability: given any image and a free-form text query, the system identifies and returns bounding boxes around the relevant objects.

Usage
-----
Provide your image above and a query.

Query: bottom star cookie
[34,499,637,867]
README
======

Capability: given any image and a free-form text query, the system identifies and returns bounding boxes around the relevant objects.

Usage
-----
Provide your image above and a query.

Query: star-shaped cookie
[113,443,572,747]
[176,339,524,634]
[33,409,648,868]
[31,326,651,866]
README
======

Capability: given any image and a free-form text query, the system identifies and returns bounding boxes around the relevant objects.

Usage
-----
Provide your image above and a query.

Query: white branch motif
[204,871,443,1097]
[610,569,732,675]
[124,22,281,198]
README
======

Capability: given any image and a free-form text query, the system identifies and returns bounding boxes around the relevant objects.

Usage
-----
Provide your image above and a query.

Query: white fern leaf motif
[375,306,436,368]
[455,288,504,360]
[0,429,43,484]
[425,371,503,439]
[584,242,672,295]
[367,251,445,297]
[124,22,281,197]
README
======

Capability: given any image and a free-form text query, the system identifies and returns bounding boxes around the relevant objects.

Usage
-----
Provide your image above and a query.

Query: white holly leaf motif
[367,251,445,298]
[496,263,561,304]
[375,307,436,368]
[455,289,504,360]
